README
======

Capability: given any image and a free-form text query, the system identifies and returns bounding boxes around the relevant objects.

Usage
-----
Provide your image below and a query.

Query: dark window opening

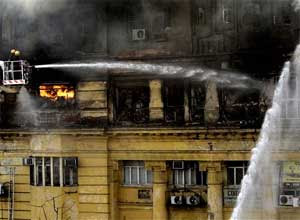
[63,158,78,186]
[164,81,184,123]
[45,157,51,186]
[219,87,263,128]
[190,83,206,123]
[114,81,150,124]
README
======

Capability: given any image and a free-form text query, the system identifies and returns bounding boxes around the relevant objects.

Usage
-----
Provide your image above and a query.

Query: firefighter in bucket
[1,49,30,86]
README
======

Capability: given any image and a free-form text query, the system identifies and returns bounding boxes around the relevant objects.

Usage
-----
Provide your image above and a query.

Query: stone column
[149,80,164,121]
[204,81,219,125]
[206,162,223,220]
[110,161,119,220]
[184,80,190,122]
[146,161,168,220]
[76,81,108,122]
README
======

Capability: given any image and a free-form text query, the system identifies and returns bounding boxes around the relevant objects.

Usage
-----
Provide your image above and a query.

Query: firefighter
[9,49,16,60]
[14,50,20,58]
[10,49,20,61]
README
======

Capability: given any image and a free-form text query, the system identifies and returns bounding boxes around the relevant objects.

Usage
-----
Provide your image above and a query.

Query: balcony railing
[165,106,184,123]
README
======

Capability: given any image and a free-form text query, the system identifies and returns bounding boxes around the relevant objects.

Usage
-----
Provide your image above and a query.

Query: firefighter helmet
[14,50,20,56]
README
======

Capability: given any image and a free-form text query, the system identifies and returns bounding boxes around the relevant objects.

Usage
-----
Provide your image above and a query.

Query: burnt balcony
[164,106,184,124]
[113,81,150,126]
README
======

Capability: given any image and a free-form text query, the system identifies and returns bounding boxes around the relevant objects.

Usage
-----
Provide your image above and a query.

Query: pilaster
[149,80,164,121]
[146,161,168,220]
[202,162,223,220]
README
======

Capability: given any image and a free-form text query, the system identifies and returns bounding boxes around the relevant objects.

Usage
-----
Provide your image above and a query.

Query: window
[197,8,205,25]
[114,81,150,123]
[173,161,207,186]
[164,81,184,123]
[123,161,152,186]
[227,161,248,186]
[223,8,233,24]
[30,157,78,187]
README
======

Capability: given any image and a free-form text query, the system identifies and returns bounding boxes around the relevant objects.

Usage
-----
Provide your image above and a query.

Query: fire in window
[39,84,75,101]
[29,157,78,187]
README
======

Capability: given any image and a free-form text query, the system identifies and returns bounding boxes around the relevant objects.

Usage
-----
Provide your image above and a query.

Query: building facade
[0,0,299,220]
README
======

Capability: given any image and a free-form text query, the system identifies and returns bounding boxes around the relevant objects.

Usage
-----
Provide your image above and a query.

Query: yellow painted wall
[0,129,299,220]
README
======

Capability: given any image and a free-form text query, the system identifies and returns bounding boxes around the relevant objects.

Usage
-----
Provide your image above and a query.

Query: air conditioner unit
[293,197,299,207]
[170,195,183,205]
[172,161,184,169]
[132,29,146,41]
[23,157,34,166]
[279,195,294,206]
[186,195,201,206]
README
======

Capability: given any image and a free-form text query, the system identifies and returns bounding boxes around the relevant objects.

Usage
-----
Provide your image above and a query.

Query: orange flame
[39,85,75,101]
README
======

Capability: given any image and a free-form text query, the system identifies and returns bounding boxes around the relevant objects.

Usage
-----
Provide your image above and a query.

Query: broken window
[219,87,261,127]
[114,80,149,124]
[30,157,78,187]
[123,161,152,186]
[164,80,185,123]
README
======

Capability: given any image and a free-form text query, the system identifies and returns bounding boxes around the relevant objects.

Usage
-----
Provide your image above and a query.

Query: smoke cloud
[4,0,69,17]
[293,0,300,10]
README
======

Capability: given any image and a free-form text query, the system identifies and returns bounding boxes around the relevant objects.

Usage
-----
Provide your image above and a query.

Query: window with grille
[173,161,207,186]
[123,161,152,186]
[30,157,78,187]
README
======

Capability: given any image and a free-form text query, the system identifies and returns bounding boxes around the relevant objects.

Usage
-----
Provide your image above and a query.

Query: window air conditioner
[279,195,294,206]
[132,29,146,41]
[172,161,184,169]
[23,157,34,166]
[186,195,201,206]
[170,195,183,205]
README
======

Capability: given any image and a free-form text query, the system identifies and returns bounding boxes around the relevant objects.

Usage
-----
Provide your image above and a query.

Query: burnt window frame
[189,82,206,123]
[113,79,150,124]
[163,80,185,123]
